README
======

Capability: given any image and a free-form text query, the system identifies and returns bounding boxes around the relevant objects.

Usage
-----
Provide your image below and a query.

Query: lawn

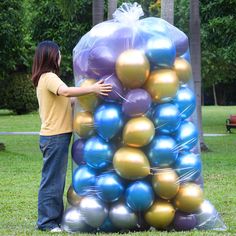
[0,106,235,236]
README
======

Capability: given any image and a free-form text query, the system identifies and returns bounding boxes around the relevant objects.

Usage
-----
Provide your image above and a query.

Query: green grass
[0,107,236,235]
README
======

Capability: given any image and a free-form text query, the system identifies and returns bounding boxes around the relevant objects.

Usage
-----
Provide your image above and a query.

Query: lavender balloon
[122,89,152,117]
[71,139,86,166]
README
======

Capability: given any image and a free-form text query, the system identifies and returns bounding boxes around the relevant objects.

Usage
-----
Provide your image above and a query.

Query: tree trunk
[213,84,218,106]
[107,0,117,20]
[189,0,209,152]
[92,0,104,26]
[161,0,174,24]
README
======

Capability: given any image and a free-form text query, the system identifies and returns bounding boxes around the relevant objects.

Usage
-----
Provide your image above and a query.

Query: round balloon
[144,200,175,229]
[79,196,108,228]
[122,89,152,117]
[173,86,196,119]
[152,168,179,199]
[144,69,179,103]
[99,217,118,232]
[174,151,202,182]
[72,165,96,196]
[174,57,192,84]
[77,79,100,112]
[116,49,150,89]
[152,103,181,135]
[173,211,197,231]
[67,185,82,206]
[113,147,150,180]
[145,34,176,67]
[71,139,86,166]
[174,183,203,213]
[147,135,178,167]
[123,116,155,147]
[73,111,94,138]
[94,103,124,141]
[96,171,124,203]
[84,136,114,170]
[109,202,138,229]
[125,180,154,211]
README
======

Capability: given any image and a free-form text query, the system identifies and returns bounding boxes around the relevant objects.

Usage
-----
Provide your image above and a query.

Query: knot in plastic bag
[113,2,144,23]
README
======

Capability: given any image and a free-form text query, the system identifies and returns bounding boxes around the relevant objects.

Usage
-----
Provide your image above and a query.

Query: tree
[161,0,174,24]
[108,0,117,20]
[92,0,104,25]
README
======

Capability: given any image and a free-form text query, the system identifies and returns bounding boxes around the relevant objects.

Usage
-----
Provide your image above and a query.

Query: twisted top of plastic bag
[113,2,144,23]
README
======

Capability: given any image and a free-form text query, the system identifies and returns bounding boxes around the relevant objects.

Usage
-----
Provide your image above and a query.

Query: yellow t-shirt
[37,72,73,136]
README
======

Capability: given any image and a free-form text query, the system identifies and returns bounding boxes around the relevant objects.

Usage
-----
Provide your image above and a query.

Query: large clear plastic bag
[62,2,226,233]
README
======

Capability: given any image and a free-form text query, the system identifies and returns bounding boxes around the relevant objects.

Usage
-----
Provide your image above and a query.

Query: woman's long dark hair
[31,41,60,87]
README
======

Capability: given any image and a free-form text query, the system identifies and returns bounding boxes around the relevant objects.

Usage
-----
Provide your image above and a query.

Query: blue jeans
[37,133,71,230]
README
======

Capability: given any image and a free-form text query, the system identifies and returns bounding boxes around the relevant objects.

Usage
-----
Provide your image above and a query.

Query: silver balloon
[79,196,108,228]
[109,202,138,230]
[61,207,91,232]
[195,200,227,230]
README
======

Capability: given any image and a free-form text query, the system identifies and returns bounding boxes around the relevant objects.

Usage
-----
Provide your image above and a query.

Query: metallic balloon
[72,165,96,196]
[145,34,176,67]
[123,116,155,147]
[125,180,154,211]
[173,211,197,231]
[147,135,178,167]
[84,136,114,170]
[173,86,196,120]
[144,200,175,229]
[99,217,118,232]
[79,196,108,228]
[96,172,124,203]
[73,111,94,138]
[67,185,82,206]
[152,168,179,200]
[174,152,202,183]
[174,183,204,213]
[77,79,100,112]
[174,57,192,84]
[116,49,150,89]
[122,89,152,117]
[144,69,179,103]
[61,207,92,232]
[152,103,181,134]
[109,202,138,229]
[113,147,150,180]
[195,200,225,230]
[71,139,86,166]
[94,103,124,141]
[175,121,198,151]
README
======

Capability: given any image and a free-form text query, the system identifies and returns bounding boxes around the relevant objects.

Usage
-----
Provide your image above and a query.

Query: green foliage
[4,73,38,115]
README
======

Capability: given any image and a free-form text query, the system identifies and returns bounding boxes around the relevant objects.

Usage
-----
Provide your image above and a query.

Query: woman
[31,40,112,232]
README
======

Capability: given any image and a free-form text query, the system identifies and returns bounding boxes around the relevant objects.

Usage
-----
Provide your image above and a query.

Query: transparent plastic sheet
[62,2,227,233]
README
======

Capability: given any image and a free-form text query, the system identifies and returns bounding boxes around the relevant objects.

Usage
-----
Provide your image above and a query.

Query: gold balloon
[144,200,175,229]
[174,57,192,84]
[174,183,203,213]
[73,111,94,138]
[123,116,155,147]
[77,79,100,111]
[67,185,82,206]
[116,49,150,89]
[152,168,179,200]
[113,147,150,180]
[144,69,179,103]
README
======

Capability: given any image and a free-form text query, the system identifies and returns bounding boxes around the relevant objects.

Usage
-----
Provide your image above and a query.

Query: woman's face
[58,50,61,66]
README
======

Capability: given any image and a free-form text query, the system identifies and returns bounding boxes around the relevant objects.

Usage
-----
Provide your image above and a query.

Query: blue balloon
[84,136,114,170]
[180,48,191,63]
[125,181,154,212]
[94,103,124,141]
[153,103,181,135]
[173,86,196,120]
[145,34,176,67]
[175,121,198,151]
[96,172,124,203]
[72,165,96,196]
[174,151,202,182]
[99,217,118,232]
[147,135,178,167]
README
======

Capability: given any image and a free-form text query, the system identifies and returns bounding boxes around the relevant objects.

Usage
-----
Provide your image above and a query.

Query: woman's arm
[57,79,112,97]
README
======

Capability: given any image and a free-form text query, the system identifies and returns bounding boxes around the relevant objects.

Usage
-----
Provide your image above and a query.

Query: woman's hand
[91,79,112,96]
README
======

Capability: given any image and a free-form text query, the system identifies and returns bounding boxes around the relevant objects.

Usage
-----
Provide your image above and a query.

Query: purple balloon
[122,89,152,117]
[173,211,197,231]
[71,139,86,166]
[101,74,124,102]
